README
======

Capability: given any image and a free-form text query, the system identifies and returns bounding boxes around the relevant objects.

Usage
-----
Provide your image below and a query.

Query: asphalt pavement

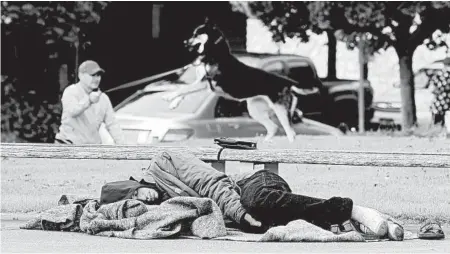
[1,218,449,253]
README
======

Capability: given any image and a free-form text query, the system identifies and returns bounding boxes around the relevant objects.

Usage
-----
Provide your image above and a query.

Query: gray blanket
[80,197,227,239]
[21,196,367,242]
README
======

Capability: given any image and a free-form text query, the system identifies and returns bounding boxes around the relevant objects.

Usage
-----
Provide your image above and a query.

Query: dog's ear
[204,16,211,26]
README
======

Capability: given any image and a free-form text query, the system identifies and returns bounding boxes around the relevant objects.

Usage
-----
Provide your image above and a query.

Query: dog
[168,20,315,142]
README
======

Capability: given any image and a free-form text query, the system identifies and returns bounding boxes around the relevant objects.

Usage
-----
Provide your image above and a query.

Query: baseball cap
[78,60,105,75]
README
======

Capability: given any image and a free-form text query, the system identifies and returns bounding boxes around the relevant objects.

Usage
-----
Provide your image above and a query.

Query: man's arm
[103,95,125,144]
[62,87,91,118]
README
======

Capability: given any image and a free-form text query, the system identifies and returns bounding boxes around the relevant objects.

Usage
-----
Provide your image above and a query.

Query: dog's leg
[247,97,278,141]
[272,103,296,143]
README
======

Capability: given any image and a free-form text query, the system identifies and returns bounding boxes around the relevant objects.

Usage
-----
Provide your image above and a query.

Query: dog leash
[104,64,193,93]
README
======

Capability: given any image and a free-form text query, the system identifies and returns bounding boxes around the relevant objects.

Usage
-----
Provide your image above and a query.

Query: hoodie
[100,177,163,205]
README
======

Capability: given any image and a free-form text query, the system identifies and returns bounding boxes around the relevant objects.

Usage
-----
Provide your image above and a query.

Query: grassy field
[1,136,450,226]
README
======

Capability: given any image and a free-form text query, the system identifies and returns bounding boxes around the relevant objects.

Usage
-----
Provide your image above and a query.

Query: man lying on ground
[100,151,404,240]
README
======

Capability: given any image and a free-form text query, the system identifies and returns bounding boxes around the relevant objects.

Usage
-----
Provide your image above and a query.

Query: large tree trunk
[396,50,417,131]
[326,30,337,80]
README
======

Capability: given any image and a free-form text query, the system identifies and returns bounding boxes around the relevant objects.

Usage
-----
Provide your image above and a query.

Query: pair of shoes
[418,220,445,240]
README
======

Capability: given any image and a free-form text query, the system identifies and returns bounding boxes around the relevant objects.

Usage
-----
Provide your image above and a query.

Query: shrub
[1,77,62,143]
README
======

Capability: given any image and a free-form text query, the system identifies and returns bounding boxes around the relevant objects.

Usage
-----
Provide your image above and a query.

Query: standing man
[55,60,125,144]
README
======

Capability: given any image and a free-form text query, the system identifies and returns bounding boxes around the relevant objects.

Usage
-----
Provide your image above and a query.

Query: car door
[284,59,324,120]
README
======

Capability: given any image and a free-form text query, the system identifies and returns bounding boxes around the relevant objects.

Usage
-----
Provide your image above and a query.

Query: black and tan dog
[165,21,316,142]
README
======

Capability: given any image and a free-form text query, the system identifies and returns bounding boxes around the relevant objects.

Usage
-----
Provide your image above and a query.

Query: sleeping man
[100,151,404,240]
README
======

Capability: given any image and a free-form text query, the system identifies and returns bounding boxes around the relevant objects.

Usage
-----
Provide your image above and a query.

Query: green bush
[1,78,62,143]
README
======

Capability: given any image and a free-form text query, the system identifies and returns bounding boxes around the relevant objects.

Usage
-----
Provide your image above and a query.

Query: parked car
[102,51,375,143]
[100,82,343,144]
[232,51,374,129]
[371,58,449,130]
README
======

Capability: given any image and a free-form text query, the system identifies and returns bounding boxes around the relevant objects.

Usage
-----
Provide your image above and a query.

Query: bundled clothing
[80,197,226,239]
[20,197,365,242]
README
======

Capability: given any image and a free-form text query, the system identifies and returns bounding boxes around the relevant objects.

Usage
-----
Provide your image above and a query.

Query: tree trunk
[397,51,417,131]
[358,40,366,133]
[326,30,337,80]
[363,63,368,80]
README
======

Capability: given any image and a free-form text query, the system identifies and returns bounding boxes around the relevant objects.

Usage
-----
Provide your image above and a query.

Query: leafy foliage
[233,1,450,129]
[234,1,450,56]
[1,2,108,142]
[1,1,108,56]
[1,76,62,143]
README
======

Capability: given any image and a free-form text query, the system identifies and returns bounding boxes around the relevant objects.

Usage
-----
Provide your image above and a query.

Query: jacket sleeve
[152,151,247,224]
[102,95,125,144]
[61,86,91,117]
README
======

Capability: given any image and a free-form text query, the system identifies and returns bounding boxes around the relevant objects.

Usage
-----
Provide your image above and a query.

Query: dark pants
[237,170,353,231]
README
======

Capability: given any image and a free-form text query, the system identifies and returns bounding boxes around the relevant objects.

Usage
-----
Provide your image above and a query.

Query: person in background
[54,60,125,144]
[427,58,450,138]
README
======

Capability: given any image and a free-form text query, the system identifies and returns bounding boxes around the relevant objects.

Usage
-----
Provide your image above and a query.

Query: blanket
[80,196,227,239]
[22,195,408,242]
[20,203,83,232]
[219,220,365,242]
[21,196,226,239]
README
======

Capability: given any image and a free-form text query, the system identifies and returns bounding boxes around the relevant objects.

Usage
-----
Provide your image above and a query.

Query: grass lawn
[1,136,449,226]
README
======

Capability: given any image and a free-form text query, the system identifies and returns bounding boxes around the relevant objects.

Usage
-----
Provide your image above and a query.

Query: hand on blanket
[243,213,262,227]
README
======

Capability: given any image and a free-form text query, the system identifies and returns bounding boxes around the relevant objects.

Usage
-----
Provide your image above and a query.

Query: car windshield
[176,66,198,84]
[116,86,210,117]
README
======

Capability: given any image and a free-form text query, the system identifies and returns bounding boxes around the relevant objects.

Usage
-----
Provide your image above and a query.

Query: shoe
[418,220,445,240]
[386,219,404,241]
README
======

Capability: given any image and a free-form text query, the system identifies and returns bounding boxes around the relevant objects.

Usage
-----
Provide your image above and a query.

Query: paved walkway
[2,218,449,253]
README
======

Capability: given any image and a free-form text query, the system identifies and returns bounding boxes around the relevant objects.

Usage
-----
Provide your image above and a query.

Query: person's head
[78,60,105,91]
[131,186,160,204]
[100,179,162,205]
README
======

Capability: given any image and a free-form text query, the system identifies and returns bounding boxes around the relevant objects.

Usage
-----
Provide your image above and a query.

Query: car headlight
[161,129,194,142]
